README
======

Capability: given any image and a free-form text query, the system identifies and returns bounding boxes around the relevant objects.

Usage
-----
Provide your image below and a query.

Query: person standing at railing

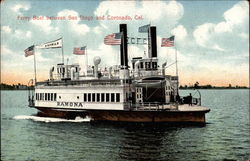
[188,93,192,106]
[176,94,180,103]
[170,91,174,102]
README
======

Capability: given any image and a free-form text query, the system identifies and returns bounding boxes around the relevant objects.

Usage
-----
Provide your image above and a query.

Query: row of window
[36,93,57,101]
[35,93,120,103]
[84,93,120,103]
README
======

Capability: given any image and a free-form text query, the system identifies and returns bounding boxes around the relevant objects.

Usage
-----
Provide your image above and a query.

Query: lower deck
[33,104,210,123]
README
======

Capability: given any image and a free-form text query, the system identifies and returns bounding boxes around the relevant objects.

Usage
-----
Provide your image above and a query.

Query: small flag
[161,36,175,47]
[24,45,35,57]
[36,38,62,49]
[104,33,122,45]
[73,46,86,55]
[138,24,150,33]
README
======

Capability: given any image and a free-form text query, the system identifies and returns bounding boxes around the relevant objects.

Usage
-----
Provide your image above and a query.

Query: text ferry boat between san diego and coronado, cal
[25,24,210,124]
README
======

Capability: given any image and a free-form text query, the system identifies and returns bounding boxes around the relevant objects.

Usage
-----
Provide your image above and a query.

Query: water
[1,90,250,161]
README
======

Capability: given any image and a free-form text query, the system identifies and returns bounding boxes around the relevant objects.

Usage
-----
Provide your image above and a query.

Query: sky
[1,0,249,86]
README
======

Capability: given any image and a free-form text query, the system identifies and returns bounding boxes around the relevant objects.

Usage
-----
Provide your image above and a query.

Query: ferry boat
[27,24,210,123]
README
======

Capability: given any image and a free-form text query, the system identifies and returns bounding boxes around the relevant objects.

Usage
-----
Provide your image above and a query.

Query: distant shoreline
[0,83,249,90]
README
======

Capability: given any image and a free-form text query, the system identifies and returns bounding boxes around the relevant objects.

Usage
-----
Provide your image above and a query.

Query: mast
[85,45,88,76]
[33,45,37,84]
[175,40,179,94]
[61,37,64,64]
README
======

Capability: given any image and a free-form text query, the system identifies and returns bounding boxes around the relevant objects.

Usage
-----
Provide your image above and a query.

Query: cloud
[139,1,184,22]
[95,1,137,18]
[214,21,232,33]
[171,25,187,40]
[95,1,183,22]
[215,1,249,33]
[1,45,27,72]
[57,10,90,36]
[11,3,30,15]
[193,1,249,51]
[1,27,32,40]
[30,11,89,35]
[14,30,32,39]
[93,1,184,34]
[212,44,225,51]
[2,26,12,34]
[30,17,59,34]
[1,45,14,56]
[193,23,214,47]
[238,32,248,39]
[93,26,102,34]
[224,1,249,26]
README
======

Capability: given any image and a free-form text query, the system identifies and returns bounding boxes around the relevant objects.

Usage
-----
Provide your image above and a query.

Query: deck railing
[132,102,178,111]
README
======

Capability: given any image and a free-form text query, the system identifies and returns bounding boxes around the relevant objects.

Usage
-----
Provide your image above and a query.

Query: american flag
[73,46,86,55]
[104,33,122,45]
[161,36,175,47]
[24,45,35,57]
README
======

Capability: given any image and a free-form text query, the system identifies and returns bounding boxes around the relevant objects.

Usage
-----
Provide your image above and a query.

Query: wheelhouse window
[45,93,48,100]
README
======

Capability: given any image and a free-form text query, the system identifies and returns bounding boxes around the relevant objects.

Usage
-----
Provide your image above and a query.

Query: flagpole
[33,45,37,84]
[175,38,179,94]
[61,37,64,64]
[86,45,88,76]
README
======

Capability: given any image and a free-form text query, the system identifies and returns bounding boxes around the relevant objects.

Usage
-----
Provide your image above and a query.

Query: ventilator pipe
[49,67,54,80]
[134,60,140,77]
[109,67,112,79]
[162,62,167,76]
[70,67,76,80]
[93,56,101,78]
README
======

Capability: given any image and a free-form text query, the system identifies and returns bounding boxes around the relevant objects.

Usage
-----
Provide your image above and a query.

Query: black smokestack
[120,24,128,68]
[150,26,157,58]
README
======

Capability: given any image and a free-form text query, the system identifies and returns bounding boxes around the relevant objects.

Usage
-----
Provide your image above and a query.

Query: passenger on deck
[188,93,192,106]
[176,94,180,103]
[170,91,174,102]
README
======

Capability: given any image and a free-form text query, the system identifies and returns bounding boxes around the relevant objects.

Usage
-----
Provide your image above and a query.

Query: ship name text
[57,102,84,107]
